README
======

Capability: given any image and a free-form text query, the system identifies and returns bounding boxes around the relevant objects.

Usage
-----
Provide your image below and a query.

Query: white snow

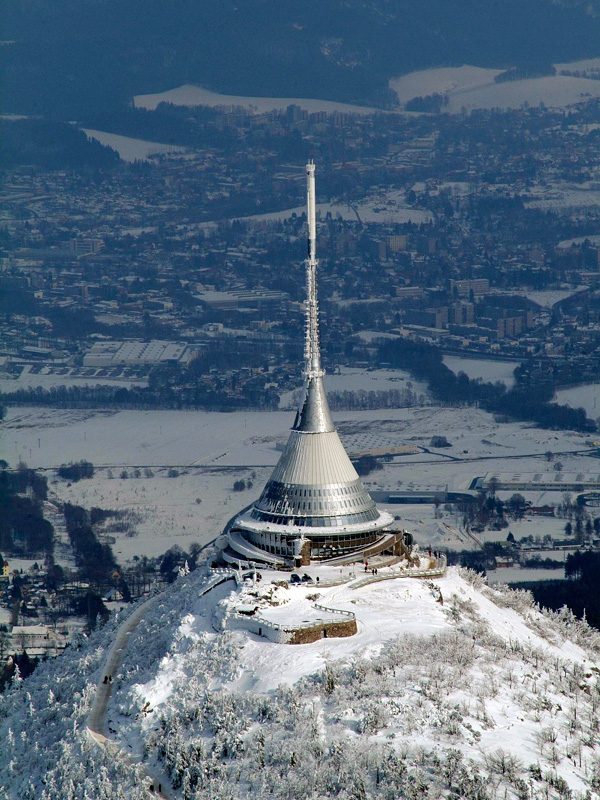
[1,558,599,798]
[444,75,600,113]
[487,566,565,584]
[555,57,600,75]
[521,288,586,308]
[82,129,187,162]
[555,383,600,421]
[5,402,599,560]
[53,466,269,560]
[389,63,600,113]
[390,65,503,104]
[237,189,433,226]
[558,235,600,248]
[443,355,517,386]
[133,84,377,115]
[526,182,600,211]
[0,364,147,392]
[279,366,430,409]
[103,566,600,799]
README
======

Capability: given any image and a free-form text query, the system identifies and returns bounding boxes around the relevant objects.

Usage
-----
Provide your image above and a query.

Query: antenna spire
[305,160,322,379]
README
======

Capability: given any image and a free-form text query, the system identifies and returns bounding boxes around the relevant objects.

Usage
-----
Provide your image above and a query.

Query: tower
[224,162,394,567]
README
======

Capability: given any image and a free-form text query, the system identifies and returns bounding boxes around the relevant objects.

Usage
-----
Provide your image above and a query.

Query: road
[86,571,235,798]
[27,446,597,472]
[87,592,173,799]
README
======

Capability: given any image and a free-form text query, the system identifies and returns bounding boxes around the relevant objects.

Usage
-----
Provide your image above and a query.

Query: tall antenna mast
[305,161,323,379]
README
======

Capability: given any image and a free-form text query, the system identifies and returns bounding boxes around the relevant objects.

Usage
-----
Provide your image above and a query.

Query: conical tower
[226,162,393,566]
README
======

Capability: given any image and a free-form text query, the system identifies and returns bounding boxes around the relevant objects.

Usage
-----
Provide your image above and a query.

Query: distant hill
[0,120,120,168]
[2,0,600,117]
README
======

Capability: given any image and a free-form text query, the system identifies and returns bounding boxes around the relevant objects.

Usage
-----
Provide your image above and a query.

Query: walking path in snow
[87,592,173,798]
[87,570,237,798]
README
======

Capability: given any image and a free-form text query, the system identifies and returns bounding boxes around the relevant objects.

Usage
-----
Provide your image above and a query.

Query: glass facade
[243,527,382,560]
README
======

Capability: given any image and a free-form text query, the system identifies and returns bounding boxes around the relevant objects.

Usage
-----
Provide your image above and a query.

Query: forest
[0,467,53,556]
[379,339,595,433]
[0,120,119,169]
[3,0,600,117]
[523,551,600,629]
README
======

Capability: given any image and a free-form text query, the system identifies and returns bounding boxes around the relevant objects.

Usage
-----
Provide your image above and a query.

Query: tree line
[0,467,53,556]
[378,339,594,432]
[521,551,600,630]
[63,503,117,584]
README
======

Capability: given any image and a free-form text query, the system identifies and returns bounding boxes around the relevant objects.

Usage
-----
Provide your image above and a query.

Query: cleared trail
[87,592,173,799]
[87,571,236,798]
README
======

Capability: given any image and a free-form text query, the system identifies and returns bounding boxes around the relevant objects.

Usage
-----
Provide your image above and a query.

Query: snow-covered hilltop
[1,566,599,799]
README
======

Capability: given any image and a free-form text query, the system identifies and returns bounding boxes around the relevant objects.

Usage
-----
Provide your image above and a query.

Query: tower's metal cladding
[226,162,393,563]
[305,160,322,380]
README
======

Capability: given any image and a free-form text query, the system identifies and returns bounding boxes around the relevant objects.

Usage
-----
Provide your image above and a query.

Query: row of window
[244,529,381,558]
[260,496,371,515]
[250,507,380,527]
[260,480,366,501]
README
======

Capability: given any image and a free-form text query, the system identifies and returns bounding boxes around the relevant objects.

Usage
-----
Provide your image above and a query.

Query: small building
[494,556,515,569]
[10,625,66,658]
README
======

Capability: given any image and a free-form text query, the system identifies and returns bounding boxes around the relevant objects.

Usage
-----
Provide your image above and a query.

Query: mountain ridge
[2,0,600,117]
[1,566,599,799]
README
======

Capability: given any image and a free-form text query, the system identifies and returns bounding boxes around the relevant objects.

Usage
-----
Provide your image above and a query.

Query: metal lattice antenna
[304,161,323,379]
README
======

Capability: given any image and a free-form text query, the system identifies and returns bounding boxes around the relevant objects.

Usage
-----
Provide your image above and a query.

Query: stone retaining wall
[289,617,357,644]
[231,602,358,644]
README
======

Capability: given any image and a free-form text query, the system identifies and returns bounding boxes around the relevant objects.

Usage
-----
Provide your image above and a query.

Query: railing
[313,602,355,619]
[250,602,355,632]
[198,569,237,596]
[351,554,447,589]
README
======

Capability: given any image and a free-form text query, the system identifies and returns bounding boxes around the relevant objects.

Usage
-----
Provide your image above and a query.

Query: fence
[351,554,447,589]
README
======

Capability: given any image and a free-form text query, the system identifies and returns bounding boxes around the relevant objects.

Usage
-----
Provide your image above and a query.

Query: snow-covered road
[87,593,173,799]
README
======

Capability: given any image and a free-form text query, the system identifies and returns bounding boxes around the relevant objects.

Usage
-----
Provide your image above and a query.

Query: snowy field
[379,502,479,551]
[278,366,430,409]
[82,129,188,162]
[488,566,566,585]
[555,383,600,421]
[4,404,594,474]
[521,288,585,308]
[134,83,376,114]
[238,189,433,226]
[385,501,579,559]
[4,403,599,560]
[443,355,517,386]
[559,235,600,248]
[389,63,600,112]
[555,57,600,75]
[0,365,148,392]
[480,513,570,545]
[52,466,270,561]
[390,65,502,104]
[526,182,600,211]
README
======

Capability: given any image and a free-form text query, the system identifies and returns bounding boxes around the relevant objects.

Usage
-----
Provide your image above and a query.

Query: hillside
[2,0,600,117]
[1,565,599,799]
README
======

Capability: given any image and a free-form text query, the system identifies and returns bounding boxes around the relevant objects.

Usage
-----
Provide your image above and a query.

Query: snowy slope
[2,565,598,799]
[82,129,187,162]
[389,64,600,113]
[113,567,600,799]
[134,84,376,115]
